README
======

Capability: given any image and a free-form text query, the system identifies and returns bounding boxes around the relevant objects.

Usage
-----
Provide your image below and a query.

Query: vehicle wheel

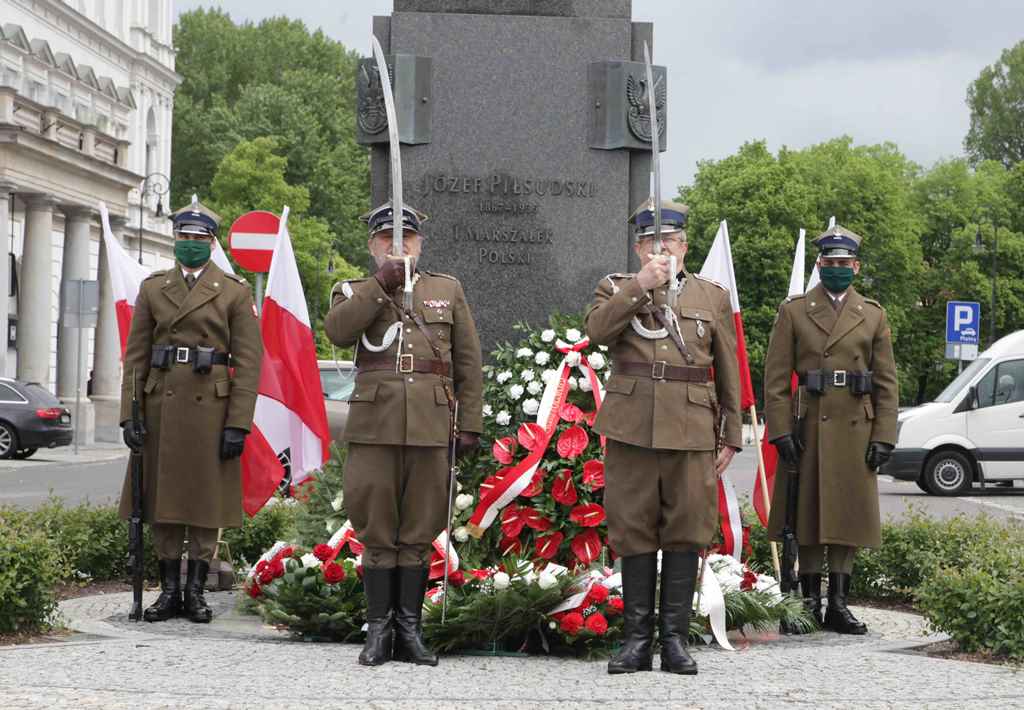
[12,448,37,460]
[924,450,973,496]
[0,422,18,459]
[915,476,930,493]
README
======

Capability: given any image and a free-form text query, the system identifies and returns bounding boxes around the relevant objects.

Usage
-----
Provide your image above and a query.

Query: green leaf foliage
[965,40,1024,168]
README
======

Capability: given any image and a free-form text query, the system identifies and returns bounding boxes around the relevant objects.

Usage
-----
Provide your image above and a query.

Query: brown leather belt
[614,361,711,382]
[357,353,451,377]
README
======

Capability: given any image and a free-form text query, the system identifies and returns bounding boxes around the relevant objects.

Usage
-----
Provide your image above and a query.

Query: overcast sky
[175,1,1024,189]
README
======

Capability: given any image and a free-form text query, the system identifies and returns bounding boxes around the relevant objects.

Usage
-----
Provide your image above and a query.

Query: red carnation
[587,583,610,605]
[585,612,609,635]
[247,582,262,599]
[569,503,606,528]
[740,568,758,592]
[312,544,333,561]
[559,611,585,635]
[323,562,346,584]
[607,597,624,615]
[552,469,578,506]
[269,560,286,579]
[556,425,589,459]
[492,437,517,464]
[279,546,294,559]
[581,460,605,490]
[448,570,466,587]
[535,531,564,560]
[254,560,268,574]
[258,568,275,585]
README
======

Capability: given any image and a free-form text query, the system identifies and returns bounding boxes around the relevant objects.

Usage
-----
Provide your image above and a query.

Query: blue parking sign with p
[946,301,981,344]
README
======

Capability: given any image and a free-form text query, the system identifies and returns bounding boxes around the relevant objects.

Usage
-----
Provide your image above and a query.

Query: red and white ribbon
[717,471,743,561]
[429,529,460,580]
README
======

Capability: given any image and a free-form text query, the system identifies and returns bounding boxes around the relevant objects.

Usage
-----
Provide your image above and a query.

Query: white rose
[541,329,556,343]
[588,353,606,370]
[454,526,470,543]
[330,492,344,512]
[520,369,535,382]
[496,410,511,426]
[565,351,581,367]
[578,376,593,393]
[527,380,543,395]
[534,351,551,366]
[522,398,540,416]
[598,344,608,352]
[565,328,582,342]
[496,370,513,384]
[301,553,320,568]
[455,493,474,511]
[483,404,493,417]
[567,376,578,391]
[538,571,558,590]
[509,384,525,400]
[541,369,559,385]
[492,571,511,590]
[548,620,557,630]
[516,347,533,359]
[326,518,340,534]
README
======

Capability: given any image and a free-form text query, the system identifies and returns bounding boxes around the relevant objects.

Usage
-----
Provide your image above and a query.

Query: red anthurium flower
[428,552,447,580]
[559,402,583,423]
[570,529,603,565]
[312,544,333,561]
[552,469,578,506]
[584,612,609,635]
[535,531,564,560]
[323,562,346,584]
[587,583,610,605]
[492,437,517,464]
[499,536,524,557]
[501,504,527,539]
[556,425,589,459]
[523,507,553,531]
[480,471,507,498]
[520,469,545,497]
[581,459,605,490]
[559,611,584,635]
[469,568,492,580]
[517,422,547,451]
[569,503,606,527]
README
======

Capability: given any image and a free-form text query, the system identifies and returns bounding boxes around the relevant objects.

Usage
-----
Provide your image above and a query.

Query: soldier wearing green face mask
[117,196,263,624]
[763,223,898,635]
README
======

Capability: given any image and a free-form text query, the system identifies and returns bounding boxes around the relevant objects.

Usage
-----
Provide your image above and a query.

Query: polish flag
[698,220,752,560]
[241,207,330,515]
[752,229,806,526]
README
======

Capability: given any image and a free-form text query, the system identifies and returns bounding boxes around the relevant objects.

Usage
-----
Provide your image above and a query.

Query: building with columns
[0,0,180,443]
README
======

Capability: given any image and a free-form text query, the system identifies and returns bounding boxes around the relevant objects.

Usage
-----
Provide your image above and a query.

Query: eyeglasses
[174,233,213,241]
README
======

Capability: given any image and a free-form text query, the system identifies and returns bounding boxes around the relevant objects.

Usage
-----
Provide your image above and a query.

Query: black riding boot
[607,553,657,674]
[393,566,438,666]
[184,559,213,623]
[782,573,822,634]
[143,559,182,622]
[358,567,396,666]
[824,573,867,635]
[658,551,699,675]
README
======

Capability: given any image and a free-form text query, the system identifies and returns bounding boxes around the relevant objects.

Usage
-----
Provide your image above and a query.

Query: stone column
[0,183,15,378]
[17,194,56,389]
[57,206,96,444]
[92,216,126,442]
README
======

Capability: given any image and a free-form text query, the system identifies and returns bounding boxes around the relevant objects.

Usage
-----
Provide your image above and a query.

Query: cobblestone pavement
[0,592,1019,710]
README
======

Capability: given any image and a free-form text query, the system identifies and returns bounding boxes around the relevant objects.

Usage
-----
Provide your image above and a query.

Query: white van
[881,329,1024,495]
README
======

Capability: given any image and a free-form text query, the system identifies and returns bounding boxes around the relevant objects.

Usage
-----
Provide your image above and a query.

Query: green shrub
[223,500,299,568]
[0,516,61,633]
[294,444,347,548]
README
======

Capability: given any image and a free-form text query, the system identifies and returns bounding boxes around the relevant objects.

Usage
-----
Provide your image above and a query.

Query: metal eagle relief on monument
[357,60,394,135]
[626,72,666,143]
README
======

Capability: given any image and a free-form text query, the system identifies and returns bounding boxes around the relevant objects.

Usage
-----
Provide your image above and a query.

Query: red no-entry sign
[228,210,279,273]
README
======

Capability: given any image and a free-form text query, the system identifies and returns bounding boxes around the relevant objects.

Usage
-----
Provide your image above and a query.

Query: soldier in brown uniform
[119,198,263,623]
[764,224,898,635]
[325,202,483,667]
[586,200,742,676]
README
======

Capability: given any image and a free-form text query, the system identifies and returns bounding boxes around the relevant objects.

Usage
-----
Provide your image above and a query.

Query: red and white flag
[99,203,150,358]
[241,207,330,515]
[699,220,752,560]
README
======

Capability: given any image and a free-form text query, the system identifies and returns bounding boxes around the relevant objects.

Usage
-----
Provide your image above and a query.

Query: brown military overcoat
[117,263,263,529]
[764,284,899,549]
[585,272,743,452]
[324,271,483,444]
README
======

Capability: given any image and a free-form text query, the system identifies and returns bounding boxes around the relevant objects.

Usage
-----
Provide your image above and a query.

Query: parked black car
[0,378,72,459]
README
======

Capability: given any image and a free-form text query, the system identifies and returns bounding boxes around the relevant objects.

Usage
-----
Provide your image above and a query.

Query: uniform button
[407,344,413,349]
[824,351,831,357]
[631,297,637,302]
[166,389,173,396]
[821,415,828,421]
[661,345,668,350]
[171,328,178,334]
[354,394,360,399]
[406,328,412,333]
[376,298,384,303]
[407,377,414,383]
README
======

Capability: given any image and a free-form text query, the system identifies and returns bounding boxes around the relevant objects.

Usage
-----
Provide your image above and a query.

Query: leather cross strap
[357,352,451,377]
[649,307,696,365]
[405,308,457,412]
[614,361,711,382]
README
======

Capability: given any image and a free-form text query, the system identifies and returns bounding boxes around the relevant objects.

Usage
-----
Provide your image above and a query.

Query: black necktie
[185,274,196,291]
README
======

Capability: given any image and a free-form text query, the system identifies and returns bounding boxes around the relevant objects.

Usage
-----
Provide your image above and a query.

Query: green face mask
[174,239,212,268]
[820,266,854,293]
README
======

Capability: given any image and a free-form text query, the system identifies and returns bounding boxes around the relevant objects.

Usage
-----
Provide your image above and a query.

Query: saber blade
[643,41,662,256]
[370,36,403,259]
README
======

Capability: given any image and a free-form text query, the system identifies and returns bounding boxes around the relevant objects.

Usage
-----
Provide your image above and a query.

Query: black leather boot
[143,559,181,622]
[824,573,867,635]
[658,551,699,675]
[607,553,657,674]
[782,573,822,634]
[184,559,213,623]
[393,566,438,666]
[359,567,396,666]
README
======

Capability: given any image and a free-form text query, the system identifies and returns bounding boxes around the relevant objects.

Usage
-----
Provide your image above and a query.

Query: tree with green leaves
[965,41,1024,168]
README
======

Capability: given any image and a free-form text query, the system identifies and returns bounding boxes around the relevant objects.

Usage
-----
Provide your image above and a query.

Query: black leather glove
[121,420,146,451]
[866,441,894,470]
[772,434,801,467]
[220,427,248,461]
[455,431,480,459]
[374,257,406,292]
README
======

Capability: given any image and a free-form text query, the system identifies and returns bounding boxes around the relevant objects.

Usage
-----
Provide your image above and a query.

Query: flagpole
[750,404,781,580]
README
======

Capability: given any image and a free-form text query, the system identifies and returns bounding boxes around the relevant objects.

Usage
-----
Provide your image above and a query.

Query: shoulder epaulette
[224,272,248,285]
[143,270,166,281]
[424,270,458,281]
[694,274,727,290]
[784,293,806,304]
[863,297,883,309]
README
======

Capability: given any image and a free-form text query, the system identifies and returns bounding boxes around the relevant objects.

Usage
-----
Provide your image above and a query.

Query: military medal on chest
[696,319,705,339]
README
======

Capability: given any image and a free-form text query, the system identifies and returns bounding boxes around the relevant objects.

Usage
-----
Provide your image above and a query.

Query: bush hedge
[0,516,61,633]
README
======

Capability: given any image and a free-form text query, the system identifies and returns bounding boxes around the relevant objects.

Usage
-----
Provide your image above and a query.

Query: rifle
[779,388,804,632]
[126,370,145,621]
[441,401,459,624]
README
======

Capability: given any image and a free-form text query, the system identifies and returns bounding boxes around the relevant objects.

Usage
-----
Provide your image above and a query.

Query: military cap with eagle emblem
[629,198,689,238]
[813,223,863,258]
[360,201,429,237]
[168,194,221,237]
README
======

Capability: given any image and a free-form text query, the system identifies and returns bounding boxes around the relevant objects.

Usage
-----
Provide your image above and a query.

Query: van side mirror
[954,385,978,414]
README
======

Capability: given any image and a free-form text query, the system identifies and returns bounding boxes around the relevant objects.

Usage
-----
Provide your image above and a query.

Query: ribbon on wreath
[246,540,293,581]
[467,338,606,537]
[322,520,363,565]
[428,529,460,580]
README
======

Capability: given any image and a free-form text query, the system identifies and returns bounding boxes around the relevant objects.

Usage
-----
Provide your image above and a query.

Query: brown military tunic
[764,284,899,550]
[117,263,263,532]
[324,270,483,568]
[585,271,742,556]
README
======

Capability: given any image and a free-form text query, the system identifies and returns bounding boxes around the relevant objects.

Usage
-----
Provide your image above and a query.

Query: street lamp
[973,222,999,347]
[137,171,169,264]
